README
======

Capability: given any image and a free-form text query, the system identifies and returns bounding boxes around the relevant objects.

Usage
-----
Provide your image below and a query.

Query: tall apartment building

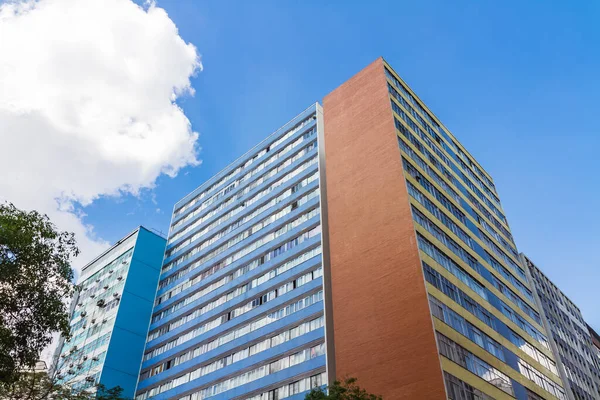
[135,58,565,400]
[53,227,166,398]
[588,326,600,367]
[135,105,325,400]
[521,254,600,400]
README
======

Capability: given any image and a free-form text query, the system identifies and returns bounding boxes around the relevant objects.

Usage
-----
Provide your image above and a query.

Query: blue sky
[83,1,600,327]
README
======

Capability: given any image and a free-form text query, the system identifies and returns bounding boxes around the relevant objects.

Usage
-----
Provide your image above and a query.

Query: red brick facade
[322,57,446,399]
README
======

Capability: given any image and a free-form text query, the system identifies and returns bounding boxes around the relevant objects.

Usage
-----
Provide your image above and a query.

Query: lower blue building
[135,105,327,400]
[53,226,166,398]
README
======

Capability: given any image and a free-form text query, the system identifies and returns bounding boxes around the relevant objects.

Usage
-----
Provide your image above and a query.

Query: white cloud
[0,0,200,260]
[0,0,201,362]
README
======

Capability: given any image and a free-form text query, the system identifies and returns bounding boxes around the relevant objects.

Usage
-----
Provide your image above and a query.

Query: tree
[0,368,127,400]
[0,203,79,386]
[305,377,382,400]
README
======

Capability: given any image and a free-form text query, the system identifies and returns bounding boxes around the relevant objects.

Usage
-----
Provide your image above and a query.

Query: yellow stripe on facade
[388,88,501,211]
[415,224,543,333]
[383,59,494,185]
[399,145,516,269]
[427,285,560,380]
[423,258,552,360]
[393,105,512,237]
[439,357,515,399]
[435,320,562,399]
[410,197,538,312]
[400,143,525,287]
[403,169,528,309]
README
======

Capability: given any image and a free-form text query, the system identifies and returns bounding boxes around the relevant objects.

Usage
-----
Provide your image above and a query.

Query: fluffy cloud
[0,0,201,360]
[0,0,201,263]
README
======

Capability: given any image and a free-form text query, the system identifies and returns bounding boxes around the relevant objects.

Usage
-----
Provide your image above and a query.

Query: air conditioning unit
[103,285,109,289]
[68,363,73,368]
[121,260,128,264]
[85,376,95,382]
[117,276,123,281]
[67,369,75,375]
[109,270,113,274]
[97,299,106,308]
[82,356,88,361]
[95,278,100,283]
[102,319,107,323]
[112,293,119,297]
[82,325,87,330]
[90,294,96,298]
[80,312,87,317]
[91,319,96,324]
[92,356,99,362]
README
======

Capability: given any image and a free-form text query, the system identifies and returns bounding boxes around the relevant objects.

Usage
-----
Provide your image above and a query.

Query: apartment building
[133,58,566,400]
[54,227,166,398]
[522,254,600,400]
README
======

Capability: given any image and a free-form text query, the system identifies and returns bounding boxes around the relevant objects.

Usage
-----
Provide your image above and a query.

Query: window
[310,373,323,388]
[152,227,322,327]
[288,381,301,395]
[413,208,477,269]
[144,291,323,362]
[243,373,327,400]
[430,296,505,362]
[417,234,485,300]
[437,333,514,396]
[491,276,540,325]
[518,359,566,399]
[153,344,325,400]
[525,388,545,400]
[444,372,495,400]
[423,263,495,330]
[172,115,316,220]
[500,302,549,350]
[479,231,524,279]
[393,104,505,222]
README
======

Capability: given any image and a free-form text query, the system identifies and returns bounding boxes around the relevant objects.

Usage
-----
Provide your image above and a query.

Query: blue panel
[99,228,165,397]
[150,356,326,400]
[206,356,326,400]
[168,150,318,250]
[511,379,528,400]
[150,253,321,337]
[144,279,323,363]
[155,234,320,315]
[132,228,167,274]
[100,366,138,399]
[172,105,317,213]
[141,329,324,396]
[167,171,319,256]
[138,107,326,400]
[158,212,320,298]
[141,301,324,373]
[163,152,319,272]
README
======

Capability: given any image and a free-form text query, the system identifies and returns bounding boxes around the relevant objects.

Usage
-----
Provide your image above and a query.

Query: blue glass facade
[53,227,166,398]
[384,61,567,400]
[136,104,327,400]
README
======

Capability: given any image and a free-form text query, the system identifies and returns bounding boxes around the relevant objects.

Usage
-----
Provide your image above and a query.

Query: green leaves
[305,377,383,400]
[0,203,79,386]
[0,371,128,400]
